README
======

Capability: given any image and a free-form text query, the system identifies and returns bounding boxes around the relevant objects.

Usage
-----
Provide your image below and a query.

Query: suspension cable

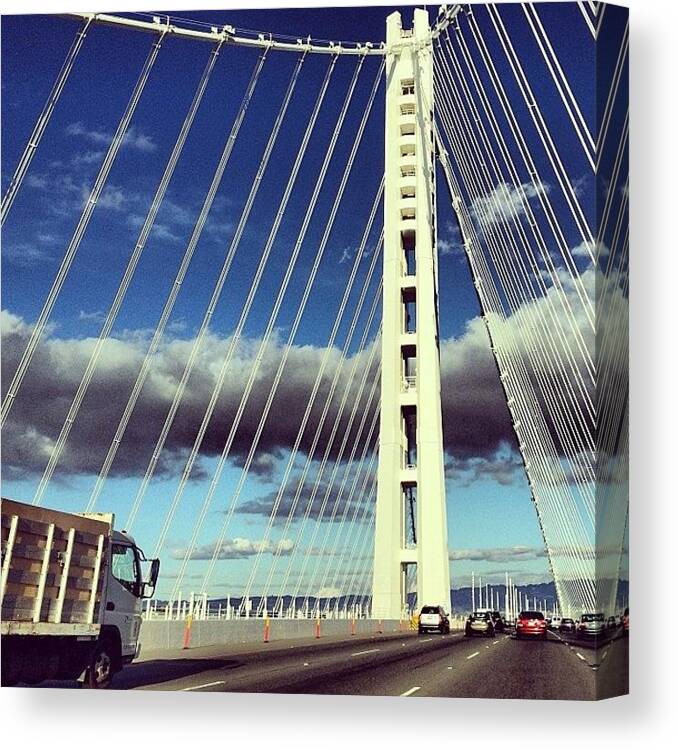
[155,57,378,571]
[2,30,167,428]
[142,51,341,550]
[1,18,92,225]
[129,51,308,531]
[31,41,225,507]
[194,62,385,599]
[84,47,269,512]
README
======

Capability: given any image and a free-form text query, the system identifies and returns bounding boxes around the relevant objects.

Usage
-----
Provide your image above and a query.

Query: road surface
[35,627,626,699]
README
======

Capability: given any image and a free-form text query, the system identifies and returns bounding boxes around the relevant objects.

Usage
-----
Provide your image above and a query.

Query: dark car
[559,617,576,633]
[622,607,629,636]
[418,605,450,634]
[607,615,618,630]
[490,610,506,633]
[515,610,547,639]
[465,611,495,638]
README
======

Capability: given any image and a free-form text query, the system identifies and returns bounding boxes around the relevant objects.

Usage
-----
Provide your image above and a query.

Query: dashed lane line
[400,686,421,697]
[493,640,499,644]
[466,651,480,660]
[576,652,587,661]
[182,681,225,692]
[351,649,380,657]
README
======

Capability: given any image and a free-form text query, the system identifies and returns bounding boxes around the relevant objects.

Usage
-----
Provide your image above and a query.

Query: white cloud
[449,546,546,563]
[96,184,128,211]
[78,309,106,324]
[471,180,550,229]
[172,537,294,560]
[66,122,157,153]
[2,243,51,267]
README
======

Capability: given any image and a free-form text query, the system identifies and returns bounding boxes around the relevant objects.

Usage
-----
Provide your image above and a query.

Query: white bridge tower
[372,9,450,620]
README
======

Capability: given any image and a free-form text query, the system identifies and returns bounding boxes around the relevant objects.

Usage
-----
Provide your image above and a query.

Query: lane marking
[351,649,380,656]
[421,638,433,642]
[576,652,587,661]
[467,651,480,660]
[493,640,499,644]
[400,686,421,697]
[182,680,224,692]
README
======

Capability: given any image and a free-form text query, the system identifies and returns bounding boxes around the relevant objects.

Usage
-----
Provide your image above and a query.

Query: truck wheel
[85,639,115,689]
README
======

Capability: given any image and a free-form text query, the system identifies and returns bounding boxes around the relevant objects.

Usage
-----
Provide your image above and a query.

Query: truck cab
[86,530,158,687]
[1,498,159,688]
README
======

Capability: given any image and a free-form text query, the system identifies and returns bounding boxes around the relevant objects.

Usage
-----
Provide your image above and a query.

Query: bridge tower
[372,9,450,620]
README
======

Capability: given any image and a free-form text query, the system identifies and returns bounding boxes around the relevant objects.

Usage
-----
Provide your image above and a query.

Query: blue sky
[0,3,620,600]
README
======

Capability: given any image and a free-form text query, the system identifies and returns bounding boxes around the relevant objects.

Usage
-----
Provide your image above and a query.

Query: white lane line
[400,686,421,697]
[351,648,380,656]
[466,651,480,660]
[182,680,225,692]
[421,637,433,642]
[493,640,499,644]
[576,652,587,661]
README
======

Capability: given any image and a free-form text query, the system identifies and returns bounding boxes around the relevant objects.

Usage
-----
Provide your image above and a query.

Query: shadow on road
[113,657,243,690]
[19,657,243,691]
[554,629,627,652]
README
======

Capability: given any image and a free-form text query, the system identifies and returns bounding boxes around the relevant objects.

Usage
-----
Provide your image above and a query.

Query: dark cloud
[0,310,381,481]
[445,443,523,486]
[237,464,375,524]
[3,265,622,487]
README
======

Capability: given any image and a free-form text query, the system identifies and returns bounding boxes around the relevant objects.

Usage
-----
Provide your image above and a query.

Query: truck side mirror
[141,558,160,598]
[149,558,160,588]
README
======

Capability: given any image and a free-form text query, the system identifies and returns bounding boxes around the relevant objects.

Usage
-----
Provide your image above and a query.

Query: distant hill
[155,580,628,616]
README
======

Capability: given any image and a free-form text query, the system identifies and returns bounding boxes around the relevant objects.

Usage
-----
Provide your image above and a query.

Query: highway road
[58,627,626,700]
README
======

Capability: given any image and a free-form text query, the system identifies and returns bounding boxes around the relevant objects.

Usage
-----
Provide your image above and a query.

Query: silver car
[577,612,605,639]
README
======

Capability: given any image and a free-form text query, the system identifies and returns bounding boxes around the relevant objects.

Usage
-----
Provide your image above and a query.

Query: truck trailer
[1,497,159,688]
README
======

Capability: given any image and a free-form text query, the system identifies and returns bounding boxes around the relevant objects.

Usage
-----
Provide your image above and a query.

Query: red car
[515,610,548,640]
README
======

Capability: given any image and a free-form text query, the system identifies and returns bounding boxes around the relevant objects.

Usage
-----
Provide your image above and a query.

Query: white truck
[1,497,159,688]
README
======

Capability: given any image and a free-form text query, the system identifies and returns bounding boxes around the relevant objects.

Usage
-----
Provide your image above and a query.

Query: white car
[550,616,562,629]
[418,605,451,634]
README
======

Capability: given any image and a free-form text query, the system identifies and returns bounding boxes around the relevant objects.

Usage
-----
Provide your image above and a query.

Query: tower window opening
[401,78,415,96]
[402,406,417,469]
[401,345,417,390]
[402,483,417,547]
[402,229,416,275]
[402,288,416,334]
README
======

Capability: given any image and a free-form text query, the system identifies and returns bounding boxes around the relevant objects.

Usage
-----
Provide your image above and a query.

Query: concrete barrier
[139,618,409,651]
